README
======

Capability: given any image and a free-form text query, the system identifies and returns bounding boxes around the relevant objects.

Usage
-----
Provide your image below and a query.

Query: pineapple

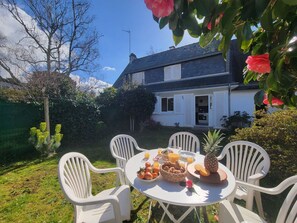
[202,130,224,173]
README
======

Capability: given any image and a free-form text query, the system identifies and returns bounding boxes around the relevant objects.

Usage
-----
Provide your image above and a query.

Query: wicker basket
[160,165,187,183]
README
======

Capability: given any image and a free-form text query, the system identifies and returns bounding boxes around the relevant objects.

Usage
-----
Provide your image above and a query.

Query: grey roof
[114,40,255,92]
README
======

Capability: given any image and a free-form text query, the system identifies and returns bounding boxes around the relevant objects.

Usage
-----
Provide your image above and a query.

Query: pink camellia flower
[245,53,271,74]
[144,0,174,18]
[186,179,193,188]
[207,13,224,30]
[263,94,284,106]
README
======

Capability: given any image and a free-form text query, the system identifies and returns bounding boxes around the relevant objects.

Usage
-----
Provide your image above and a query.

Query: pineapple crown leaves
[202,130,225,154]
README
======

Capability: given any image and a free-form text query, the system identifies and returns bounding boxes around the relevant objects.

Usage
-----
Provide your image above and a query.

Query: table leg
[147,199,153,223]
[158,201,196,223]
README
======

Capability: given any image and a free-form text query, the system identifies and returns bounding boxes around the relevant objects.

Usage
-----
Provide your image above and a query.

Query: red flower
[186,179,193,188]
[245,53,271,74]
[207,13,224,30]
[144,0,174,18]
[263,94,284,106]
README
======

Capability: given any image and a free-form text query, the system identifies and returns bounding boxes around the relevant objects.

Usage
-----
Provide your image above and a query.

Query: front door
[195,96,209,126]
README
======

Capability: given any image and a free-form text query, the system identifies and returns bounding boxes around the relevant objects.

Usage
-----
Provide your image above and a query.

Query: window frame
[161,97,174,112]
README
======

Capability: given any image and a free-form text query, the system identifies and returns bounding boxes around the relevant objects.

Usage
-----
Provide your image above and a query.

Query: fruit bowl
[137,161,160,182]
[137,174,160,183]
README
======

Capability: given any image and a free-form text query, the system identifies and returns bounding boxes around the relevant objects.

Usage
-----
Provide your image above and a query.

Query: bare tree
[0,0,100,136]
[0,31,21,83]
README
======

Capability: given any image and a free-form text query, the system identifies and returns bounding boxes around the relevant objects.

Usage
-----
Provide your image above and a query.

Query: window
[131,72,144,85]
[164,64,181,81]
[161,97,174,112]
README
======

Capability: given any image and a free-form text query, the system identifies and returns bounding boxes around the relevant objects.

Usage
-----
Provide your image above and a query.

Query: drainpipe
[228,83,231,116]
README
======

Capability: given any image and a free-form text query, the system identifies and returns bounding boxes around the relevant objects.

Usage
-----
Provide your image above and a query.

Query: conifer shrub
[230,109,297,183]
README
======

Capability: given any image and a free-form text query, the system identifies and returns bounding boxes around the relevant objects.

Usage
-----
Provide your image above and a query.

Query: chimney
[169,46,175,50]
[129,53,137,63]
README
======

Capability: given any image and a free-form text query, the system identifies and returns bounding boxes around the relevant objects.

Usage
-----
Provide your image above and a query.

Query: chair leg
[255,191,265,219]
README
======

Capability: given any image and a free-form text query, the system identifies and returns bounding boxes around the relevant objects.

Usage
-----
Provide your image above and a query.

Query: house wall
[230,90,258,117]
[151,88,257,128]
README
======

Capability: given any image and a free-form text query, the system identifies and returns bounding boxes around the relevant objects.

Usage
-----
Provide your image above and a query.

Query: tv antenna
[122,29,131,55]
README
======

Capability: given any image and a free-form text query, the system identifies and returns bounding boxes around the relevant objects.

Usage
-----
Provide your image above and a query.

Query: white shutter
[174,95,183,113]
[213,91,228,127]
[154,96,161,114]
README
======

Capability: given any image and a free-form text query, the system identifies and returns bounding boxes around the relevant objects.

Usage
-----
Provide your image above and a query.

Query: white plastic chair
[168,131,200,153]
[58,152,131,223]
[110,134,145,169]
[219,175,297,223]
[217,141,270,218]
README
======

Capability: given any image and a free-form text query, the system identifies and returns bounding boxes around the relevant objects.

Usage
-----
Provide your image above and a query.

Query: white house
[114,40,259,128]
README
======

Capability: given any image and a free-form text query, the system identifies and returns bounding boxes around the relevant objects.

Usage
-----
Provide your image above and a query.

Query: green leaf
[273,0,291,18]
[254,90,265,106]
[199,30,216,47]
[243,22,253,40]
[173,28,184,45]
[159,17,169,29]
[244,71,256,84]
[261,8,273,31]
[188,29,200,38]
[266,72,278,91]
[282,0,297,6]
[174,0,184,11]
[255,0,269,17]
[221,7,237,35]
[169,14,179,30]
[241,39,253,51]
[182,14,201,34]
[194,0,216,16]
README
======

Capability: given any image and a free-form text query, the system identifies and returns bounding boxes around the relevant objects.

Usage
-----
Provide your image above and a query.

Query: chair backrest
[277,180,297,223]
[168,131,200,153]
[219,141,270,182]
[110,134,139,168]
[58,152,92,202]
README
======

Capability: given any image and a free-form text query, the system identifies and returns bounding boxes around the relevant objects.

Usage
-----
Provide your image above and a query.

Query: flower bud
[55,124,62,133]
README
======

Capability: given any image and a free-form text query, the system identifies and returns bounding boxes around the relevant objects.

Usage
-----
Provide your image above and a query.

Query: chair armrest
[236,176,297,196]
[73,194,119,206]
[111,153,127,162]
[89,166,126,185]
[137,147,146,152]
[247,172,265,184]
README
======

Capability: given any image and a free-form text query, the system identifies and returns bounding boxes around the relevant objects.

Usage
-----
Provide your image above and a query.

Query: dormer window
[131,72,144,85]
[164,64,181,82]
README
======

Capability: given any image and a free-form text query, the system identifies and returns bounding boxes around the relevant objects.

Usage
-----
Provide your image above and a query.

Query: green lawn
[0,127,281,222]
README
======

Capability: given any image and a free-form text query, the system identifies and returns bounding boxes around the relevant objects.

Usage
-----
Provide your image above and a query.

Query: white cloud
[70,74,111,95]
[102,66,116,71]
[0,5,68,81]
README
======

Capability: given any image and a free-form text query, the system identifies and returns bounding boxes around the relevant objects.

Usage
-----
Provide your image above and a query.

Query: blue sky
[90,0,198,85]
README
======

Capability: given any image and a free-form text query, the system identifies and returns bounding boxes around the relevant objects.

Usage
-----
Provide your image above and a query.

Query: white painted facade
[152,87,257,128]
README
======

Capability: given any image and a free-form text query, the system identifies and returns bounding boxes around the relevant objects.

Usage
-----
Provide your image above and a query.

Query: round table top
[125,149,236,207]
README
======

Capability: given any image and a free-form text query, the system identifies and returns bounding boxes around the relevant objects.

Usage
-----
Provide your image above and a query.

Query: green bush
[50,92,100,144]
[221,111,252,132]
[230,109,297,183]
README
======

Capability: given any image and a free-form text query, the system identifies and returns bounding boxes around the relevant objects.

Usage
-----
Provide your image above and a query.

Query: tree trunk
[130,116,135,132]
[44,96,50,136]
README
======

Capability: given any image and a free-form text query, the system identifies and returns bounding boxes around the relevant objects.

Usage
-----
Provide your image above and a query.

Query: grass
[0,127,283,222]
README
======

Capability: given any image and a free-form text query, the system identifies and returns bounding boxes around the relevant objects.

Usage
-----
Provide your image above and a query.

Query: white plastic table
[125,149,236,223]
